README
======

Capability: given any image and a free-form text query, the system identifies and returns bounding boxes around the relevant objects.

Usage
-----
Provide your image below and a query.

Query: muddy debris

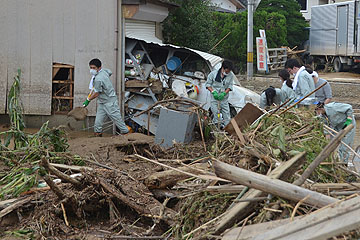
[1,101,360,239]
[67,107,88,121]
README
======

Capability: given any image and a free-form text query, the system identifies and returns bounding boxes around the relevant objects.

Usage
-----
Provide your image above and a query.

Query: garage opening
[52,63,74,114]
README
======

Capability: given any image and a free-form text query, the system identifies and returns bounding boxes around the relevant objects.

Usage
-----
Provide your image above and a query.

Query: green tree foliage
[162,0,307,71]
[162,0,216,52]
[212,10,287,68]
[257,0,309,47]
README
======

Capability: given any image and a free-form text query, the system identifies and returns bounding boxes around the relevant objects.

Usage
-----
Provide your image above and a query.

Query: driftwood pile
[1,102,360,239]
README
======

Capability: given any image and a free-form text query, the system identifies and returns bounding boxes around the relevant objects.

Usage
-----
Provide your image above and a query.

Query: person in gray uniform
[259,87,282,109]
[305,68,332,104]
[285,59,316,105]
[316,102,356,162]
[278,69,295,104]
[205,60,234,128]
[83,58,129,137]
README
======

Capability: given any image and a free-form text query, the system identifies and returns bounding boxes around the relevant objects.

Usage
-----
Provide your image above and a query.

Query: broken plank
[0,197,32,219]
[50,163,93,172]
[214,152,306,234]
[231,118,245,144]
[213,160,337,208]
[224,103,264,135]
[310,183,360,193]
[205,185,246,193]
[125,79,149,88]
[252,196,360,240]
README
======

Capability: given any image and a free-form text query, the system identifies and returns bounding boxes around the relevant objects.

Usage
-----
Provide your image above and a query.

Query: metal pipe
[115,0,125,134]
[247,0,254,80]
[114,0,120,134]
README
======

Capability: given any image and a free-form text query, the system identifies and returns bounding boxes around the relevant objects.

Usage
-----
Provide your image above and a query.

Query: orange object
[127,125,134,133]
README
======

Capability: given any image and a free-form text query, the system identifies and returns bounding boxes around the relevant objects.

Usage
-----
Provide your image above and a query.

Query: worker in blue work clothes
[315,102,356,163]
[285,59,316,106]
[259,87,282,109]
[83,58,129,137]
[205,60,234,129]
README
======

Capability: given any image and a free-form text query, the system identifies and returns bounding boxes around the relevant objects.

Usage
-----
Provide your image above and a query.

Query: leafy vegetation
[162,0,216,52]
[0,70,82,200]
[163,0,308,72]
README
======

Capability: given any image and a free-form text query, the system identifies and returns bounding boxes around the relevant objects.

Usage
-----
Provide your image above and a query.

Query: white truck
[309,0,360,72]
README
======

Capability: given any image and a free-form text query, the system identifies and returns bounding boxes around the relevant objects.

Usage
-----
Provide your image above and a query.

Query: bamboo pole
[279,82,327,115]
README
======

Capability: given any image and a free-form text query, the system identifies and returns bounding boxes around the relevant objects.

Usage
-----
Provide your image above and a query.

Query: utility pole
[247,0,254,80]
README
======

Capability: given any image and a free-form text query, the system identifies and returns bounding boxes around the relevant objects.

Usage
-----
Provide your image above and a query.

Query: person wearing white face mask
[205,60,234,129]
[84,58,129,137]
[285,59,316,106]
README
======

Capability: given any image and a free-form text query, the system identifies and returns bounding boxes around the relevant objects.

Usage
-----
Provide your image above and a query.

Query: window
[52,63,74,114]
[297,0,307,11]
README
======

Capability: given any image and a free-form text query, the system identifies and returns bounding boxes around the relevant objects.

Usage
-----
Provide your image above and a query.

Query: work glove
[82,98,90,107]
[212,90,219,100]
[218,92,227,101]
[343,118,352,129]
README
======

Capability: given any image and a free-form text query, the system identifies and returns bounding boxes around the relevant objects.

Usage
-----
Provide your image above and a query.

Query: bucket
[167,56,182,72]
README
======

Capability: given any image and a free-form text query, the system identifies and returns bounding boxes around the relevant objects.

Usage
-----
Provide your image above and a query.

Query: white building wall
[210,0,237,12]
[0,0,117,116]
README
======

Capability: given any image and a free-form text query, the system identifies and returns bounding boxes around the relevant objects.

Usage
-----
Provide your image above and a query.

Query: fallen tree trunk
[214,152,306,234]
[213,160,337,208]
[293,124,354,186]
[145,163,209,189]
[251,196,360,240]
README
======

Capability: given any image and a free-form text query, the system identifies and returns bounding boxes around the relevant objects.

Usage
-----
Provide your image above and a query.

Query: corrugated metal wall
[0,0,117,116]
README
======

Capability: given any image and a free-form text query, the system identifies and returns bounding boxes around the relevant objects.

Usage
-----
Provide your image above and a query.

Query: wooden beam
[214,152,306,234]
[213,160,337,208]
[251,196,360,240]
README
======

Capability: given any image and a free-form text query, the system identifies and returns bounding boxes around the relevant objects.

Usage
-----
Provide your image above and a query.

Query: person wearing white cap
[306,68,332,104]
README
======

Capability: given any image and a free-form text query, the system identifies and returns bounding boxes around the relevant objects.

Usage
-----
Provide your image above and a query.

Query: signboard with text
[256,37,268,72]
